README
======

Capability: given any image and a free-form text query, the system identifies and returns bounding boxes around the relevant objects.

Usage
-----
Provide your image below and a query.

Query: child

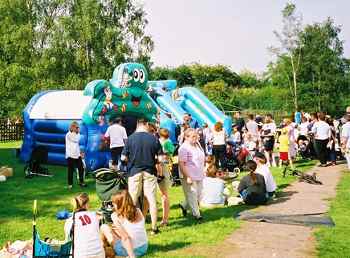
[100,190,148,258]
[244,132,257,157]
[223,143,237,172]
[64,193,105,258]
[205,155,216,173]
[230,125,241,145]
[278,128,293,168]
[158,128,175,226]
[238,160,267,205]
[255,152,277,199]
[201,166,226,207]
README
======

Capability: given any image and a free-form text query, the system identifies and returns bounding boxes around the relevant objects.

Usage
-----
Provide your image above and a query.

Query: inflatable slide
[20,63,231,171]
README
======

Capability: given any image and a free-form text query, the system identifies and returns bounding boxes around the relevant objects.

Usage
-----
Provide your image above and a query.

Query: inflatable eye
[139,70,145,83]
[133,69,140,82]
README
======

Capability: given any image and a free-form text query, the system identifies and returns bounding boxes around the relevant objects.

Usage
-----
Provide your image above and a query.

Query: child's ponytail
[246,160,258,185]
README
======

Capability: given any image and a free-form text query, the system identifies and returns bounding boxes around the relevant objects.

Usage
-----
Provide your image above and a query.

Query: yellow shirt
[279,134,289,152]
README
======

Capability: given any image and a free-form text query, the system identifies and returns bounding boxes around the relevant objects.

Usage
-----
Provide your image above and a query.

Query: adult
[183,113,199,129]
[64,193,104,258]
[104,117,128,169]
[327,117,337,165]
[202,123,213,155]
[211,122,227,169]
[297,116,310,141]
[245,114,259,142]
[238,160,267,205]
[233,111,245,132]
[261,114,277,167]
[121,118,162,234]
[65,121,86,189]
[178,128,205,221]
[312,113,331,167]
[341,114,350,169]
[101,190,148,258]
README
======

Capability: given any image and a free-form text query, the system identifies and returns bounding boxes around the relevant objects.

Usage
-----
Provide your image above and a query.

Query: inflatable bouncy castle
[20,63,231,171]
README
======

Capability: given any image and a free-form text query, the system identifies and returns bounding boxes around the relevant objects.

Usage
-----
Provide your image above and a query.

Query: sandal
[160,221,168,227]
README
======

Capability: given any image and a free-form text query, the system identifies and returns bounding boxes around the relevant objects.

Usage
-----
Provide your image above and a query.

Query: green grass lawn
[0,143,315,257]
[315,171,350,258]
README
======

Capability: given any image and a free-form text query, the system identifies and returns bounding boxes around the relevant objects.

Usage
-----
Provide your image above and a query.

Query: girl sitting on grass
[64,192,105,258]
[100,190,148,258]
[238,160,267,205]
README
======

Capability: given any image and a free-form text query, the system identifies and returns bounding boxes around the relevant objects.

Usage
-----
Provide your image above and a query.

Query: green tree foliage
[239,69,264,87]
[297,18,350,114]
[0,0,153,117]
[150,63,241,88]
[268,16,350,115]
[202,80,293,112]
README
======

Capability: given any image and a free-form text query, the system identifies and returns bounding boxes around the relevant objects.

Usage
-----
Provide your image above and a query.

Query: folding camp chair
[32,200,72,258]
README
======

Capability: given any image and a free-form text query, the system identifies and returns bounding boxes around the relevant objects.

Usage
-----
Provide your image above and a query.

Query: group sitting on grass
[65,191,148,258]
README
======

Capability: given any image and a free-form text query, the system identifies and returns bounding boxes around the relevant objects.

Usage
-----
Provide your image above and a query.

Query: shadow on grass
[146,241,190,255]
[169,204,256,230]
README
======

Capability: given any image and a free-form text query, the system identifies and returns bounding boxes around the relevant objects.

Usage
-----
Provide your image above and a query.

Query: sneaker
[79,183,87,187]
[179,204,187,217]
[150,227,160,235]
[66,185,73,190]
[195,216,203,223]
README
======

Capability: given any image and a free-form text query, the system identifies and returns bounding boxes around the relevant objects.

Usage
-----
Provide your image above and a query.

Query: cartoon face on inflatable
[82,63,157,125]
[113,63,148,90]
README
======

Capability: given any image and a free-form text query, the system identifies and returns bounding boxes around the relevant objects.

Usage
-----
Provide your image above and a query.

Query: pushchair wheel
[24,165,33,178]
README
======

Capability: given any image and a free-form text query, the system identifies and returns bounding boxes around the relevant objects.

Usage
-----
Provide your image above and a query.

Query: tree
[189,63,241,87]
[298,18,349,114]
[0,0,153,118]
[269,2,302,110]
[239,69,263,87]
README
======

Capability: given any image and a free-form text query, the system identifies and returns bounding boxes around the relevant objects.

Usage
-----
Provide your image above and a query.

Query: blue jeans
[114,241,148,257]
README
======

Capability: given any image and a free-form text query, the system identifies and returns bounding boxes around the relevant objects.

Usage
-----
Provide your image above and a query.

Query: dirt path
[219,163,345,258]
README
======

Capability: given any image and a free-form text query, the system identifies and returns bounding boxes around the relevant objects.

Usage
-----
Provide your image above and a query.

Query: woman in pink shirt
[178,128,205,221]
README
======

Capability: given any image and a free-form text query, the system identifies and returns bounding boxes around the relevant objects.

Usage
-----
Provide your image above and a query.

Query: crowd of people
[63,109,350,257]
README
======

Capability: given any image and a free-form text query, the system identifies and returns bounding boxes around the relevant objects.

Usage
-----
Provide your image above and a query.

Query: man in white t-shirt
[246,114,259,140]
[312,113,330,166]
[104,117,128,168]
[341,114,350,169]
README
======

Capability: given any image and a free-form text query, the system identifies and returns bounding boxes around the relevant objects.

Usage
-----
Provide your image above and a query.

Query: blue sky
[142,0,350,73]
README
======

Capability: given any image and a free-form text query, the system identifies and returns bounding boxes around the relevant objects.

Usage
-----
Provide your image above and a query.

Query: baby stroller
[95,168,127,223]
[223,142,249,173]
[32,200,72,257]
[24,146,52,178]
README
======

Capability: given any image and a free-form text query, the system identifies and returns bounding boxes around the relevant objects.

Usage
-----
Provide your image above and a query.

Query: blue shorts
[114,241,148,257]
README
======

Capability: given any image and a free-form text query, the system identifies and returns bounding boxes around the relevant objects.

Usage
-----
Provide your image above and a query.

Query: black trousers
[212,144,226,169]
[110,147,124,166]
[67,157,84,185]
[314,139,329,165]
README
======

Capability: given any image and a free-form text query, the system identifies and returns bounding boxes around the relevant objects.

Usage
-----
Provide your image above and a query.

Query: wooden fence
[0,121,24,142]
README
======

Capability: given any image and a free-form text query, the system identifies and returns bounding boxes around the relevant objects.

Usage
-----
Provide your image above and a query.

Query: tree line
[0,1,349,118]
